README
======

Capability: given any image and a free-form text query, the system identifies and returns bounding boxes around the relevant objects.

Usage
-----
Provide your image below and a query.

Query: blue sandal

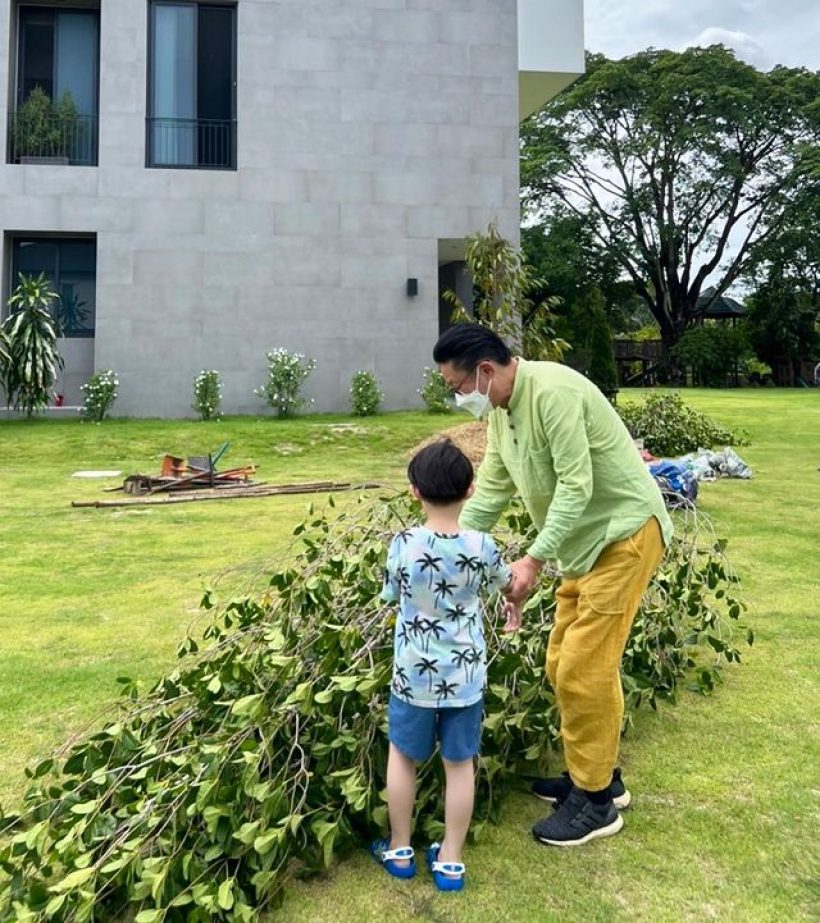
[370,838,416,879]
[425,843,466,892]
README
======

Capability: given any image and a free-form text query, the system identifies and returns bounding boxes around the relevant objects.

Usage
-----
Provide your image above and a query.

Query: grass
[1,390,818,921]
[0,411,455,802]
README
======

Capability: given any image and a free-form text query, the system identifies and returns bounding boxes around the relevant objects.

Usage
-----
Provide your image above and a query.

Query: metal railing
[612,338,664,361]
[7,111,98,166]
[147,117,236,169]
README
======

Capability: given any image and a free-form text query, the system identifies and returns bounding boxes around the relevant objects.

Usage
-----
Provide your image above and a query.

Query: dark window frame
[9,2,101,166]
[7,233,98,339]
[145,0,238,171]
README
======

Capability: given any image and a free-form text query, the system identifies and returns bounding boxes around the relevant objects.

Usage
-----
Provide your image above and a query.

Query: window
[10,237,97,337]
[147,2,237,169]
[9,5,100,165]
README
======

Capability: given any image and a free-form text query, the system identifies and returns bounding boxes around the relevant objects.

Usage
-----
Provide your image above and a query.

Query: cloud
[583,0,819,70]
[685,27,771,69]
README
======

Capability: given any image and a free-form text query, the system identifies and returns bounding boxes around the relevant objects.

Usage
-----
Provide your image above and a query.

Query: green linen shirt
[459,359,673,577]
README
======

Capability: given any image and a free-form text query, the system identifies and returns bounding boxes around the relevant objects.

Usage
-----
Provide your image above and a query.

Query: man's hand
[506,555,544,604]
[499,555,544,632]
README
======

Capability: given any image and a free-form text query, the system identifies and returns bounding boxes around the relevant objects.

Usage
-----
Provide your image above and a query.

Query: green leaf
[231,693,263,717]
[44,895,67,917]
[135,911,164,923]
[311,819,338,867]
[50,866,95,892]
[69,800,99,815]
[254,828,285,855]
[217,878,235,911]
[233,820,262,845]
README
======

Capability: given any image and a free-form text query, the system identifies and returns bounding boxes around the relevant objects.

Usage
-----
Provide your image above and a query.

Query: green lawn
[0,411,455,801]
[1,391,818,921]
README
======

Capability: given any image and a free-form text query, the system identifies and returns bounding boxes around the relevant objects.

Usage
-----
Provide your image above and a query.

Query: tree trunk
[658,305,688,385]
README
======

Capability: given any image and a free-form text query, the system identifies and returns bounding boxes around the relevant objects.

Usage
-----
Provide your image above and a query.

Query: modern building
[0,0,583,415]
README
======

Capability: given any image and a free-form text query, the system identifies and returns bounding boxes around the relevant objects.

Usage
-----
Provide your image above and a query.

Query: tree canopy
[742,168,820,371]
[521,45,820,349]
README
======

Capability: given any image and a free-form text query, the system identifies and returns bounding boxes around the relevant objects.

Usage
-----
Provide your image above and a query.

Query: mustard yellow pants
[546,517,665,792]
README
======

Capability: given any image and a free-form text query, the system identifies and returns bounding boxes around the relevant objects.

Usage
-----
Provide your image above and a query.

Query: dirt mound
[410,421,488,468]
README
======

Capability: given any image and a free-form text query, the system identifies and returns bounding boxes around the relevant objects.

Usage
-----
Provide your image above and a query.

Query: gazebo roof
[695,286,746,319]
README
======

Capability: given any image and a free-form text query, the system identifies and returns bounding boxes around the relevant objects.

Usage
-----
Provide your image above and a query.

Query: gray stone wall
[0,0,523,415]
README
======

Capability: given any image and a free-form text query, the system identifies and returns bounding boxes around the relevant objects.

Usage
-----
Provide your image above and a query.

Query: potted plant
[14,86,79,165]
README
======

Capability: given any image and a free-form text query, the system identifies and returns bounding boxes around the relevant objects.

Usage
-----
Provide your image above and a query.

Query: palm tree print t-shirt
[381,526,511,708]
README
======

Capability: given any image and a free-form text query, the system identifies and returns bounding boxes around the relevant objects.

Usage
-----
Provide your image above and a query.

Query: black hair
[407,438,474,505]
[432,322,513,371]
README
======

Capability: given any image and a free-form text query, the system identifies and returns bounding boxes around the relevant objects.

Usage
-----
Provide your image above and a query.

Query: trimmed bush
[255,348,316,417]
[418,367,453,414]
[80,370,118,423]
[349,370,383,417]
[193,370,223,421]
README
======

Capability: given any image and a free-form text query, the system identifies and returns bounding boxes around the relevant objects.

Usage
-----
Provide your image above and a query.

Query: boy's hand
[506,555,543,604]
[502,599,522,633]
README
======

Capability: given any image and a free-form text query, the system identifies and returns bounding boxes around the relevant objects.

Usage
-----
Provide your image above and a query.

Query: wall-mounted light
[406,278,419,297]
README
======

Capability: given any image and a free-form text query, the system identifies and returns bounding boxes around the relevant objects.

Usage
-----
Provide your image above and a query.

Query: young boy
[371,439,519,892]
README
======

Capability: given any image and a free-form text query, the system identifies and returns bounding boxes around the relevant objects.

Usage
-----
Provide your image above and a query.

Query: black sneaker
[532,788,624,847]
[531,768,631,810]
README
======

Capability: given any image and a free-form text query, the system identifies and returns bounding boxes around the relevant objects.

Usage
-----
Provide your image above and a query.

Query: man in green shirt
[433,323,673,847]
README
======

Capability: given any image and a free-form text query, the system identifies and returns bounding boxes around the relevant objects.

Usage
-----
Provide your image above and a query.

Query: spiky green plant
[2,273,64,417]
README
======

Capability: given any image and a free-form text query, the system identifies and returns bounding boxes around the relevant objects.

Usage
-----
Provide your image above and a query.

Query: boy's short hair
[408,438,474,505]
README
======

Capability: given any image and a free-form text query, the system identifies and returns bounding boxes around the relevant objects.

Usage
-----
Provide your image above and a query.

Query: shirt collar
[506,357,525,412]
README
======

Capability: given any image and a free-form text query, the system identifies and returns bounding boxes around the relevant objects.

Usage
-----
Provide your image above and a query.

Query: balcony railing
[7,111,98,166]
[147,117,236,170]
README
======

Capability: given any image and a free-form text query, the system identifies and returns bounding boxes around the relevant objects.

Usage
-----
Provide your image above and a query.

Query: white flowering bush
[79,369,118,422]
[193,369,223,421]
[349,369,383,416]
[418,366,453,414]
[255,347,316,417]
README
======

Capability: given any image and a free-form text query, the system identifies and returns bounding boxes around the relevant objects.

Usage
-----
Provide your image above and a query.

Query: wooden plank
[72,481,383,509]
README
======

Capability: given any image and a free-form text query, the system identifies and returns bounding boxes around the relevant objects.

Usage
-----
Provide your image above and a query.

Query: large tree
[521,45,820,351]
[521,214,650,336]
[744,176,820,375]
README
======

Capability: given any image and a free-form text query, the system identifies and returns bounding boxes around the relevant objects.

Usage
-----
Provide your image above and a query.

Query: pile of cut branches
[0,494,749,922]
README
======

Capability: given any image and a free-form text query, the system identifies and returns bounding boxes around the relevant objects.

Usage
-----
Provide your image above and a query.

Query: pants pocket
[577,532,644,616]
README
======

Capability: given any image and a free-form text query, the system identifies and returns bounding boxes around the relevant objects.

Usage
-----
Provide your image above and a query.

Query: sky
[583,0,819,71]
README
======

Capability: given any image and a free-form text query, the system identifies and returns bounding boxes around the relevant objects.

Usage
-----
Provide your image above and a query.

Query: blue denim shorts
[388,695,483,763]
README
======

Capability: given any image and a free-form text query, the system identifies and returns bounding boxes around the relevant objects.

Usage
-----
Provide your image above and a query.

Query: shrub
[744,357,773,385]
[193,369,223,421]
[618,391,749,456]
[585,293,618,397]
[670,324,750,387]
[418,367,453,414]
[349,370,383,417]
[0,493,749,921]
[254,348,316,417]
[80,370,119,422]
[1,272,64,417]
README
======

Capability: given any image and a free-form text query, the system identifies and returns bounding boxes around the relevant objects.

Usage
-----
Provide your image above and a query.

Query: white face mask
[454,369,492,420]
